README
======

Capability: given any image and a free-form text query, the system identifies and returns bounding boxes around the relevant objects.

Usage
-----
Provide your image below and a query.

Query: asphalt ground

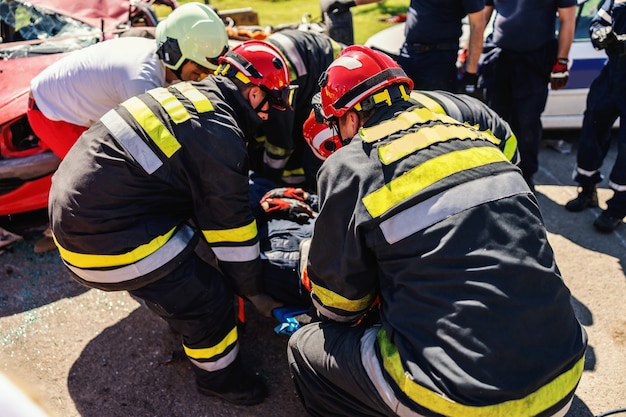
[1,131,625,417]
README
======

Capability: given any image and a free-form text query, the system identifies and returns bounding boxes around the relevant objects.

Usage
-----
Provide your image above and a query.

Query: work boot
[593,211,623,233]
[196,368,268,406]
[565,185,598,212]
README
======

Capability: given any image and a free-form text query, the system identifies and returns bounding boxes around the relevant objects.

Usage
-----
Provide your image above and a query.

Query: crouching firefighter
[49,40,294,406]
[288,45,587,417]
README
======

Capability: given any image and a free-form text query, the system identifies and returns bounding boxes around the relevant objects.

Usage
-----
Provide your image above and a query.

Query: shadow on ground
[68,304,307,417]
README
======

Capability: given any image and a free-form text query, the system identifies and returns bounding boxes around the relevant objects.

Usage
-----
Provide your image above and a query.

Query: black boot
[565,185,598,212]
[593,210,623,233]
[195,358,268,406]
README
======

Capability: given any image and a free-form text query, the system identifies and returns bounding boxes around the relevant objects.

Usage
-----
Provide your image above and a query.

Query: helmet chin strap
[254,94,270,113]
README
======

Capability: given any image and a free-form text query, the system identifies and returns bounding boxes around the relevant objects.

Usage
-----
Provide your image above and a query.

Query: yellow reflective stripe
[378,125,501,165]
[363,147,509,218]
[361,108,460,143]
[311,281,375,313]
[171,82,214,113]
[502,132,518,161]
[147,87,190,124]
[282,167,305,177]
[377,328,583,417]
[54,226,178,268]
[410,91,446,115]
[265,141,291,157]
[202,220,257,244]
[122,97,181,158]
[184,326,238,360]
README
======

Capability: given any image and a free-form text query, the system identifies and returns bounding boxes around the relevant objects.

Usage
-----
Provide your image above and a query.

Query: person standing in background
[564,0,626,233]
[319,0,382,45]
[481,0,576,190]
[397,0,485,93]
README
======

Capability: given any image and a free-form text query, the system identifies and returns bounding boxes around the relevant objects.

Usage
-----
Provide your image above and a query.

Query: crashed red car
[0,0,175,216]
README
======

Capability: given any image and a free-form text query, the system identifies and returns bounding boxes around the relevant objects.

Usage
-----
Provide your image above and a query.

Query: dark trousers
[129,252,242,389]
[483,43,555,179]
[397,46,459,92]
[287,322,392,417]
[575,57,626,217]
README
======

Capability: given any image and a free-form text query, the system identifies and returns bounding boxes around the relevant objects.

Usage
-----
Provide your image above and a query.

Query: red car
[0,0,175,216]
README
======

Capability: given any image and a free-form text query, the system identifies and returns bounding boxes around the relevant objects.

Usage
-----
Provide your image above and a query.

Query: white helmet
[155,3,229,71]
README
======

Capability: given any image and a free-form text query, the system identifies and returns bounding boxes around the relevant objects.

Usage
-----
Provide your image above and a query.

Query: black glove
[550,57,569,90]
[590,26,617,50]
[459,72,479,96]
[260,196,315,223]
[320,0,357,14]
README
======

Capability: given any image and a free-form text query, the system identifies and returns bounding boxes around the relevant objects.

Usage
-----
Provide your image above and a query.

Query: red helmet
[319,45,413,119]
[303,109,341,161]
[217,40,293,110]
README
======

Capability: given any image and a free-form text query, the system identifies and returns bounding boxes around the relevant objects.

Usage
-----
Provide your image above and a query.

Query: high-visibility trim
[362,147,509,219]
[360,108,460,143]
[421,90,463,122]
[55,225,185,269]
[147,87,191,124]
[268,32,307,79]
[184,326,238,361]
[122,97,181,158]
[312,298,364,323]
[202,220,257,244]
[212,243,260,263]
[410,91,445,114]
[189,343,239,372]
[171,82,214,113]
[376,327,584,417]
[609,180,626,192]
[264,141,291,157]
[282,167,305,177]
[502,132,518,162]
[575,166,600,178]
[59,225,195,283]
[380,172,529,244]
[310,281,375,313]
[378,125,501,165]
[100,109,163,174]
[264,151,289,169]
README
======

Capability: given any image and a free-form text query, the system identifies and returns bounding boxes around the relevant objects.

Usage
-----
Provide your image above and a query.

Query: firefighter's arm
[590,0,617,50]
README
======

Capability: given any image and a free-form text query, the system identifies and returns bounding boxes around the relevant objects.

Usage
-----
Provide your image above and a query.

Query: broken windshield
[0,0,100,59]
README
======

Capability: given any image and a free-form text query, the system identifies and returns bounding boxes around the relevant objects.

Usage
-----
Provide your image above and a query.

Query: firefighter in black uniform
[48,40,292,406]
[565,0,626,232]
[250,29,344,191]
[288,45,587,417]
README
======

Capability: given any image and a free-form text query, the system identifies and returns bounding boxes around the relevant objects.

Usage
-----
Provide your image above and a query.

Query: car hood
[28,0,131,33]
[0,54,69,125]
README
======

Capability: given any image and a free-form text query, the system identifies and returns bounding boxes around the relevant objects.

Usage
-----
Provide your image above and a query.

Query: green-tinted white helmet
[155,3,229,72]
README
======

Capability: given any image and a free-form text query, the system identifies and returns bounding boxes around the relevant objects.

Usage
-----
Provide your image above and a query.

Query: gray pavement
[1,134,625,417]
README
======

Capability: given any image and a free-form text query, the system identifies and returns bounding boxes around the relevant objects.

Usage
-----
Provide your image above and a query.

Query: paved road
[1,134,625,417]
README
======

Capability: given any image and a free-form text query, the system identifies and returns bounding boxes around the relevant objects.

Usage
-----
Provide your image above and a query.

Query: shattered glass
[0,0,100,59]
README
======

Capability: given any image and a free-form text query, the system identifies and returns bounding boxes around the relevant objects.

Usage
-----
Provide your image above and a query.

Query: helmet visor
[262,85,297,111]
[205,45,230,70]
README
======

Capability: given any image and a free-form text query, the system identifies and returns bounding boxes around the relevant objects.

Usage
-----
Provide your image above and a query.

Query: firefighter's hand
[321,0,357,14]
[459,72,479,96]
[591,26,617,50]
[248,294,284,318]
[260,197,315,223]
[262,187,311,203]
[550,58,569,90]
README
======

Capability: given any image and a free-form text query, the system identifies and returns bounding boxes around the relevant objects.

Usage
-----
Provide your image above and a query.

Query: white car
[365,0,609,129]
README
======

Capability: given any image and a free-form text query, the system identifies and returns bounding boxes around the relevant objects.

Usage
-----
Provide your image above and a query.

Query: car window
[0,0,99,58]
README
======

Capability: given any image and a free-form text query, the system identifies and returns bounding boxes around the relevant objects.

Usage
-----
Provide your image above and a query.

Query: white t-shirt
[30,37,166,127]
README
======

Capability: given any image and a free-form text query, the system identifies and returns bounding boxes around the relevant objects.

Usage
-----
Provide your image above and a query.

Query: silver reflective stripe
[212,243,260,262]
[574,166,599,178]
[269,32,307,77]
[360,327,574,417]
[360,326,426,417]
[64,225,195,283]
[101,109,163,174]
[263,152,288,169]
[380,172,529,244]
[311,298,360,323]
[609,180,626,192]
[188,343,239,372]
